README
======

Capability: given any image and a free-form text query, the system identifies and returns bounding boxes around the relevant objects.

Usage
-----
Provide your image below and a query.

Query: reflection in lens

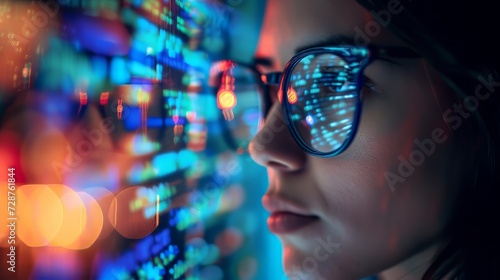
[287,53,360,154]
[213,63,263,151]
[287,85,298,105]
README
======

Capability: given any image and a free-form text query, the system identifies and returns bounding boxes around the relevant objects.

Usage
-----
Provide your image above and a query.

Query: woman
[247,0,500,279]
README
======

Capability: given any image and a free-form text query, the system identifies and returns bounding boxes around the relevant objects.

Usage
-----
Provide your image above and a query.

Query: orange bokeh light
[17,184,64,247]
[64,192,103,250]
[287,87,298,104]
[16,184,102,249]
[100,91,109,105]
[46,184,87,247]
[85,187,115,240]
[217,90,237,109]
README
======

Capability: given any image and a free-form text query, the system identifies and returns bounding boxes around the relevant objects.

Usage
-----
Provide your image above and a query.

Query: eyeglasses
[212,45,418,157]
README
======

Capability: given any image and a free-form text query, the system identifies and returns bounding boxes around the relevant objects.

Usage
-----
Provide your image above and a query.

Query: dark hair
[355,0,500,278]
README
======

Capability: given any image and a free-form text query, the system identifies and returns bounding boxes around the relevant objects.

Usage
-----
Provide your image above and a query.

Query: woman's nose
[248,98,307,172]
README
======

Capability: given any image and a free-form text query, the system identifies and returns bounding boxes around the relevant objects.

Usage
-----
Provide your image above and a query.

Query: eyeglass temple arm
[373,46,420,58]
[262,72,282,85]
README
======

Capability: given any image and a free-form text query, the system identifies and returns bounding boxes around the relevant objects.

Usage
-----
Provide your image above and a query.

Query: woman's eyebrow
[250,36,359,69]
[296,34,418,65]
[295,34,362,53]
[250,34,415,69]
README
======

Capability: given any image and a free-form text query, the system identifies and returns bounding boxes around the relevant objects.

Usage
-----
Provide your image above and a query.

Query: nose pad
[249,99,307,171]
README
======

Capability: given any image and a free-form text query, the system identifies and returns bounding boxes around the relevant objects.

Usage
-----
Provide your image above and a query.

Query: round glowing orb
[217,90,237,109]
[48,184,87,247]
[17,184,63,247]
[109,186,159,239]
[64,191,103,250]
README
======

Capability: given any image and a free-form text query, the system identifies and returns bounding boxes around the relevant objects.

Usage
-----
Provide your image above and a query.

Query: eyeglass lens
[285,52,361,154]
[215,50,364,155]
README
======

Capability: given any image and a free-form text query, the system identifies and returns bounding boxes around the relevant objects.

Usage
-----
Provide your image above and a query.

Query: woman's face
[249,0,463,279]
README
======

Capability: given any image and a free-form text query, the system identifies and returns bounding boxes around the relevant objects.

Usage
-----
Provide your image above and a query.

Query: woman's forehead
[255,0,404,71]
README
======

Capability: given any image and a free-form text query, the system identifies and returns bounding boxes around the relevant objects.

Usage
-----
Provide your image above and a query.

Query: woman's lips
[267,211,319,234]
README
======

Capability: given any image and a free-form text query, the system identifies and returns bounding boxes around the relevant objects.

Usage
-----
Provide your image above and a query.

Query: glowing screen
[0,0,275,279]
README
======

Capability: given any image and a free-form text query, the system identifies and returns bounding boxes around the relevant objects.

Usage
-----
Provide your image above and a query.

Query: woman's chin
[282,245,335,280]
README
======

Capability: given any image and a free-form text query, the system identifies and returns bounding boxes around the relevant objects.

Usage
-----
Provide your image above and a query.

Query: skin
[248,0,466,279]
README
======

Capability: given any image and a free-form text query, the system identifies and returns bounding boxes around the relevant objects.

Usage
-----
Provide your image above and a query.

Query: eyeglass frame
[253,45,420,158]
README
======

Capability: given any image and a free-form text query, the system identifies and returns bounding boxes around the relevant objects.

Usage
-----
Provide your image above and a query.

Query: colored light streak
[222,109,235,121]
[117,99,123,119]
[144,201,168,219]
[209,60,233,86]
[79,91,88,105]
[100,91,109,105]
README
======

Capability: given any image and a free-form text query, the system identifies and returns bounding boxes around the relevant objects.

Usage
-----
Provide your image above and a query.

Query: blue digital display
[0,1,279,279]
